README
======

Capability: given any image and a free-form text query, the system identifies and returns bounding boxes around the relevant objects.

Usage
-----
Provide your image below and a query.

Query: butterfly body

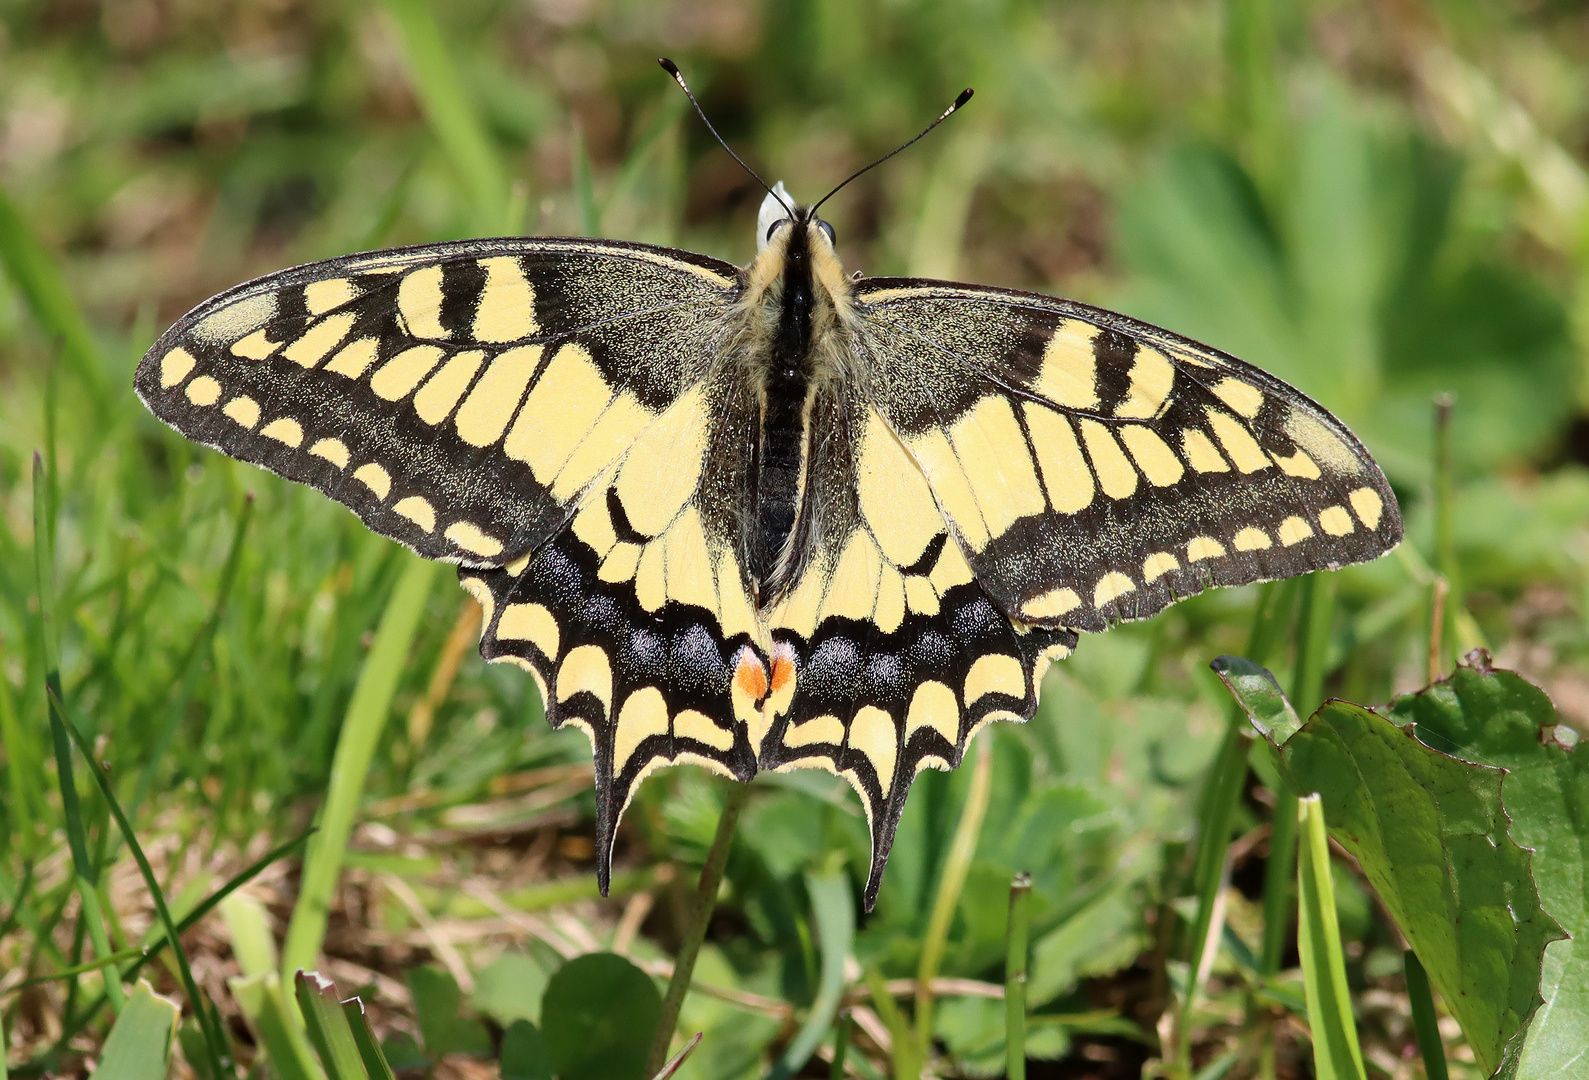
[136,185,1400,908]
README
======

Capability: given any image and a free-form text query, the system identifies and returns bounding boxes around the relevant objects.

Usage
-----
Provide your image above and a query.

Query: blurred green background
[2,0,1588,1077]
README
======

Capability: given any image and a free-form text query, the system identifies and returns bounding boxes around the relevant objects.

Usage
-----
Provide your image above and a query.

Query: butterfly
[135,65,1401,909]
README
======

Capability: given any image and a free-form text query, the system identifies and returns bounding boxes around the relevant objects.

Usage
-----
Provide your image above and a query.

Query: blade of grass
[830,1009,852,1080]
[651,1031,703,1080]
[0,666,41,858]
[0,187,106,408]
[295,972,365,1080]
[33,452,124,1013]
[54,690,229,1078]
[1178,582,1295,1067]
[380,0,508,233]
[1260,572,1334,977]
[598,91,690,222]
[1403,950,1449,1080]
[1294,795,1367,1080]
[341,998,397,1080]
[645,781,750,1077]
[230,973,323,1080]
[571,121,599,237]
[1006,873,1032,1080]
[56,826,316,1048]
[283,556,439,978]
[1432,394,1457,673]
[767,857,854,1080]
[915,734,994,1055]
[130,494,254,821]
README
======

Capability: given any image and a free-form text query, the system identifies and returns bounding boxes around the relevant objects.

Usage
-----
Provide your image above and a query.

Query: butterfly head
[756,182,837,255]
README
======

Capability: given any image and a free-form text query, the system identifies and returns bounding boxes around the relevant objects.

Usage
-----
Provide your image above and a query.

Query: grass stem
[55,692,230,1078]
[914,735,994,1055]
[283,556,438,979]
[1005,873,1031,1080]
[1404,950,1450,1080]
[33,453,123,1014]
[645,780,750,1077]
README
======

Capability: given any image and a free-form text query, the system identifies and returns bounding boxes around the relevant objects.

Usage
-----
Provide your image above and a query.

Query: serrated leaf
[1275,698,1563,1076]
[1388,658,1589,1078]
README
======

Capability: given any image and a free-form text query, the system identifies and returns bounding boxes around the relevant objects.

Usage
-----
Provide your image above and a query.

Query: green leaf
[1210,655,1303,744]
[501,1020,552,1080]
[94,981,179,1080]
[473,952,549,1027]
[1272,697,1564,1075]
[1295,795,1368,1080]
[406,966,490,1059]
[1387,658,1589,1077]
[542,952,662,1080]
[295,971,367,1080]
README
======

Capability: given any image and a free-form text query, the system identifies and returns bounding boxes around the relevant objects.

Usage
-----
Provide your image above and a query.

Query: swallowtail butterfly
[135,65,1401,908]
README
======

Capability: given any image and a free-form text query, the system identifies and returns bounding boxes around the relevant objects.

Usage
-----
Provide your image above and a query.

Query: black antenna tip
[658,57,681,78]
[954,88,975,109]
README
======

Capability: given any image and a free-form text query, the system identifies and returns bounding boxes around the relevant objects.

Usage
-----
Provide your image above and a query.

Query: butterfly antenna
[811,88,974,214]
[659,58,791,216]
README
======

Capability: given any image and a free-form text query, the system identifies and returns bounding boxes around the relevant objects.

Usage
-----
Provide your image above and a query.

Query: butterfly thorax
[739,211,855,606]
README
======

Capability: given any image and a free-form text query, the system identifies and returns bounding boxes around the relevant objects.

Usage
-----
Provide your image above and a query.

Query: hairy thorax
[731,216,859,607]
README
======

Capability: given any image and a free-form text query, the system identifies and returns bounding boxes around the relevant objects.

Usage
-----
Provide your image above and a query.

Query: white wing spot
[393,495,437,533]
[1187,536,1225,562]
[1233,527,1271,551]
[231,328,279,360]
[1349,487,1384,529]
[1142,552,1179,582]
[445,521,504,557]
[1022,586,1080,620]
[1318,505,1355,536]
[1093,572,1135,607]
[222,396,260,428]
[304,279,358,316]
[1278,516,1313,546]
[159,348,196,388]
[1211,377,1264,419]
[353,463,391,500]
[260,417,304,447]
[310,438,350,468]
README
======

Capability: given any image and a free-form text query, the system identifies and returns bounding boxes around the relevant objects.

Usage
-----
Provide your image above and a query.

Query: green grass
[2,1,1589,1078]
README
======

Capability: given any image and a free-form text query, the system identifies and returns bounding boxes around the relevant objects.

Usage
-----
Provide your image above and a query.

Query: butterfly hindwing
[461,372,770,889]
[759,385,1078,907]
[135,238,741,567]
[853,280,1402,632]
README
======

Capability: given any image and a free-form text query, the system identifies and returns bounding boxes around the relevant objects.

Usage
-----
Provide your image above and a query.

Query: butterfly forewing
[136,238,742,566]
[851,280,1402,633]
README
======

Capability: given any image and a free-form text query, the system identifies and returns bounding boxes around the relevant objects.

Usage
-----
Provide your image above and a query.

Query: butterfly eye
[817,220,837,247]
[765,219,790,242]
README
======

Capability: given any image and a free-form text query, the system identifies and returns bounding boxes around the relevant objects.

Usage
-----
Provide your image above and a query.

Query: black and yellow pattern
[136,188,1400,909]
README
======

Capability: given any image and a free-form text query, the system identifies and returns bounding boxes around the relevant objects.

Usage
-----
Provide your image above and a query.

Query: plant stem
[830,1009,852,1080]
[1006,874,1031,1080]
[1404,949,1450,1080]
[915,735,994,1054]
[1432,394,1457,670]
[645,781,749,1077]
